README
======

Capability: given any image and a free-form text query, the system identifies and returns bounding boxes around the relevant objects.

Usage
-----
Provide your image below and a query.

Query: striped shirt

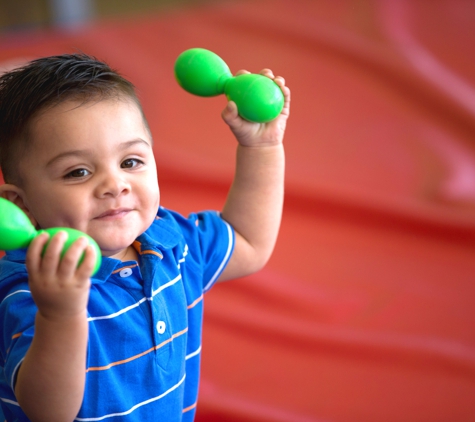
[0,207,234,421]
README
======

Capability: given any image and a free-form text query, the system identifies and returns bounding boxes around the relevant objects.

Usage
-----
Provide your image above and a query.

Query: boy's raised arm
[218,70,290,282]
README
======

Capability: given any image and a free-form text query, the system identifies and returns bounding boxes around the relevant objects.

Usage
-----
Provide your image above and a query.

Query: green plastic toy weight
[174,48,284,123]
[0,197,101,275]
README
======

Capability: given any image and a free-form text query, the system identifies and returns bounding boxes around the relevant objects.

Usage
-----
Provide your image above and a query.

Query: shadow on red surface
[1,0,474,420]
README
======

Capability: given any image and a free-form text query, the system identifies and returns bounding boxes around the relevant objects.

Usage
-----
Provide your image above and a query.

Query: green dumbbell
[174,48,284,123]
[0,197,101,275]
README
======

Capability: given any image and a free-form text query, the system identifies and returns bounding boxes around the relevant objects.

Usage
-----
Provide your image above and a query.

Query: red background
[1,0,474,420]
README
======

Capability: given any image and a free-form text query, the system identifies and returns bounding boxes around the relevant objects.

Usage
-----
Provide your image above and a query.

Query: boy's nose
[96,172,131,198]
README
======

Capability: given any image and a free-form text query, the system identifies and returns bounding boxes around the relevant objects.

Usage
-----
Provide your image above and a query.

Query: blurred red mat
[1,0,475,420]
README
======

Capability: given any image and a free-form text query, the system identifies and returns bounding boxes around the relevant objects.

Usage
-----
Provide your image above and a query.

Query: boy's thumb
[221,101,238,125]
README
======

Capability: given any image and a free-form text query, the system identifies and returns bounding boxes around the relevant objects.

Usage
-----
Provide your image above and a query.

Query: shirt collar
[93,215,182,283]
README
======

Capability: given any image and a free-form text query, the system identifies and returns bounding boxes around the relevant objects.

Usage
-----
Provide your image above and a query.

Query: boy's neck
[109,245,139,263]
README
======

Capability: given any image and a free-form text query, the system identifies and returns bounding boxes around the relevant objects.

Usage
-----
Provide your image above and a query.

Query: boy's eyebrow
[46,138,151,167]
[119,138,152,150]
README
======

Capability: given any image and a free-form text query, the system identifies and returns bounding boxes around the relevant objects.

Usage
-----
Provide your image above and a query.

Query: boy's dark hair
[0,53,148,184]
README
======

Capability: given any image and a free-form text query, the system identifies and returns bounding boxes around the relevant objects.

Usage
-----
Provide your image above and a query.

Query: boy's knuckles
[235,69,250,76]
[259,68,274,78]
[60,253,80,268]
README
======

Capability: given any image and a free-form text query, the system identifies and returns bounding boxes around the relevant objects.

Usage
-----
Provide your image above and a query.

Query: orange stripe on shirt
[5,333,22,360]
[132,240,142,254]
[141,249,163,259]
[182,402,197,413]
[187,295,203,310]
[86,328,188,372]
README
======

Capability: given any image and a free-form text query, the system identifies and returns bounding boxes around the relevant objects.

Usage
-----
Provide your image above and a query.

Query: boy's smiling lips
[94,208,133,220]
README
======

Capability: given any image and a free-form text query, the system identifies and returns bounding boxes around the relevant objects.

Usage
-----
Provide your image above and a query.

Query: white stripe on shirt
[87,275,181,322]
[185,345,201,360]
[0,397,20,407]
[74,374,186,421]
[0,290,31,306]
[87,297,148,322]
[151,274,181,297]
[204,220,233,291]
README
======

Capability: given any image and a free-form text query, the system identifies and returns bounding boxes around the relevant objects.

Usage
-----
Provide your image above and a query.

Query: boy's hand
[221,68,291,147]
[25,231,95,321]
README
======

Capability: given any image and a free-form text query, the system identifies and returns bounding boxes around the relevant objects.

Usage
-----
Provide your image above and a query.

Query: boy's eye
[121,158,143,169]
[65,168,90,178]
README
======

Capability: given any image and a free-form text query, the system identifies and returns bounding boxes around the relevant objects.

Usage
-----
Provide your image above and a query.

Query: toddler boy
[0,53,289,421]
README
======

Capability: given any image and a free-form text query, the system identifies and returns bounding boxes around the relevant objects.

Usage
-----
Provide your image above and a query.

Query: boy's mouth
[95,208,132,219]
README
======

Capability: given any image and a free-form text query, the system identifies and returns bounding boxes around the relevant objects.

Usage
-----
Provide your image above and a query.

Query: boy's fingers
[26,232,50,271]
[281,85,291,117]
[235,69,250,76]
[58,236,88,278]
[77,245,96,280]
[274,75,286,87]
[40,231,67,273]
[221,101,240,126]
[259,68,275,79]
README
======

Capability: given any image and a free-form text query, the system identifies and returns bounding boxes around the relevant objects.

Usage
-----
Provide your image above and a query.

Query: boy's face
[16,98,159,258]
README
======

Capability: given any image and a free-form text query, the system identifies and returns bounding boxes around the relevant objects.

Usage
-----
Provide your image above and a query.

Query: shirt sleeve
[190,211,235,291]
[0,275,36,394]
[158,208,235,292]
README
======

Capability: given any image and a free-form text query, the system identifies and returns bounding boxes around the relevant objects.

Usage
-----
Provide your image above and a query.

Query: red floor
[1,0,475,420]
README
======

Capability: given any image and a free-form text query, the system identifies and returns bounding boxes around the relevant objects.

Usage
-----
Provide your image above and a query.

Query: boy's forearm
[15,311,88,422]
[221,143,285,278]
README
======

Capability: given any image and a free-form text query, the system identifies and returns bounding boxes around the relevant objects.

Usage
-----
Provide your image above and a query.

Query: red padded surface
[1,0,474,420]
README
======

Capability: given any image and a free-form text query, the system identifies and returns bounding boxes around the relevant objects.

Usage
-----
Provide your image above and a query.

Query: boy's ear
[0,184,38,227]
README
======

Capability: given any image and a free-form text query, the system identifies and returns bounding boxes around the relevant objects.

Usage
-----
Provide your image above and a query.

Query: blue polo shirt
[0,207,234,421]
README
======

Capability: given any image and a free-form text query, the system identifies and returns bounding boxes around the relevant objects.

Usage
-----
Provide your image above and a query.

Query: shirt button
[156,321,166,334]
[119,268,133,278]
